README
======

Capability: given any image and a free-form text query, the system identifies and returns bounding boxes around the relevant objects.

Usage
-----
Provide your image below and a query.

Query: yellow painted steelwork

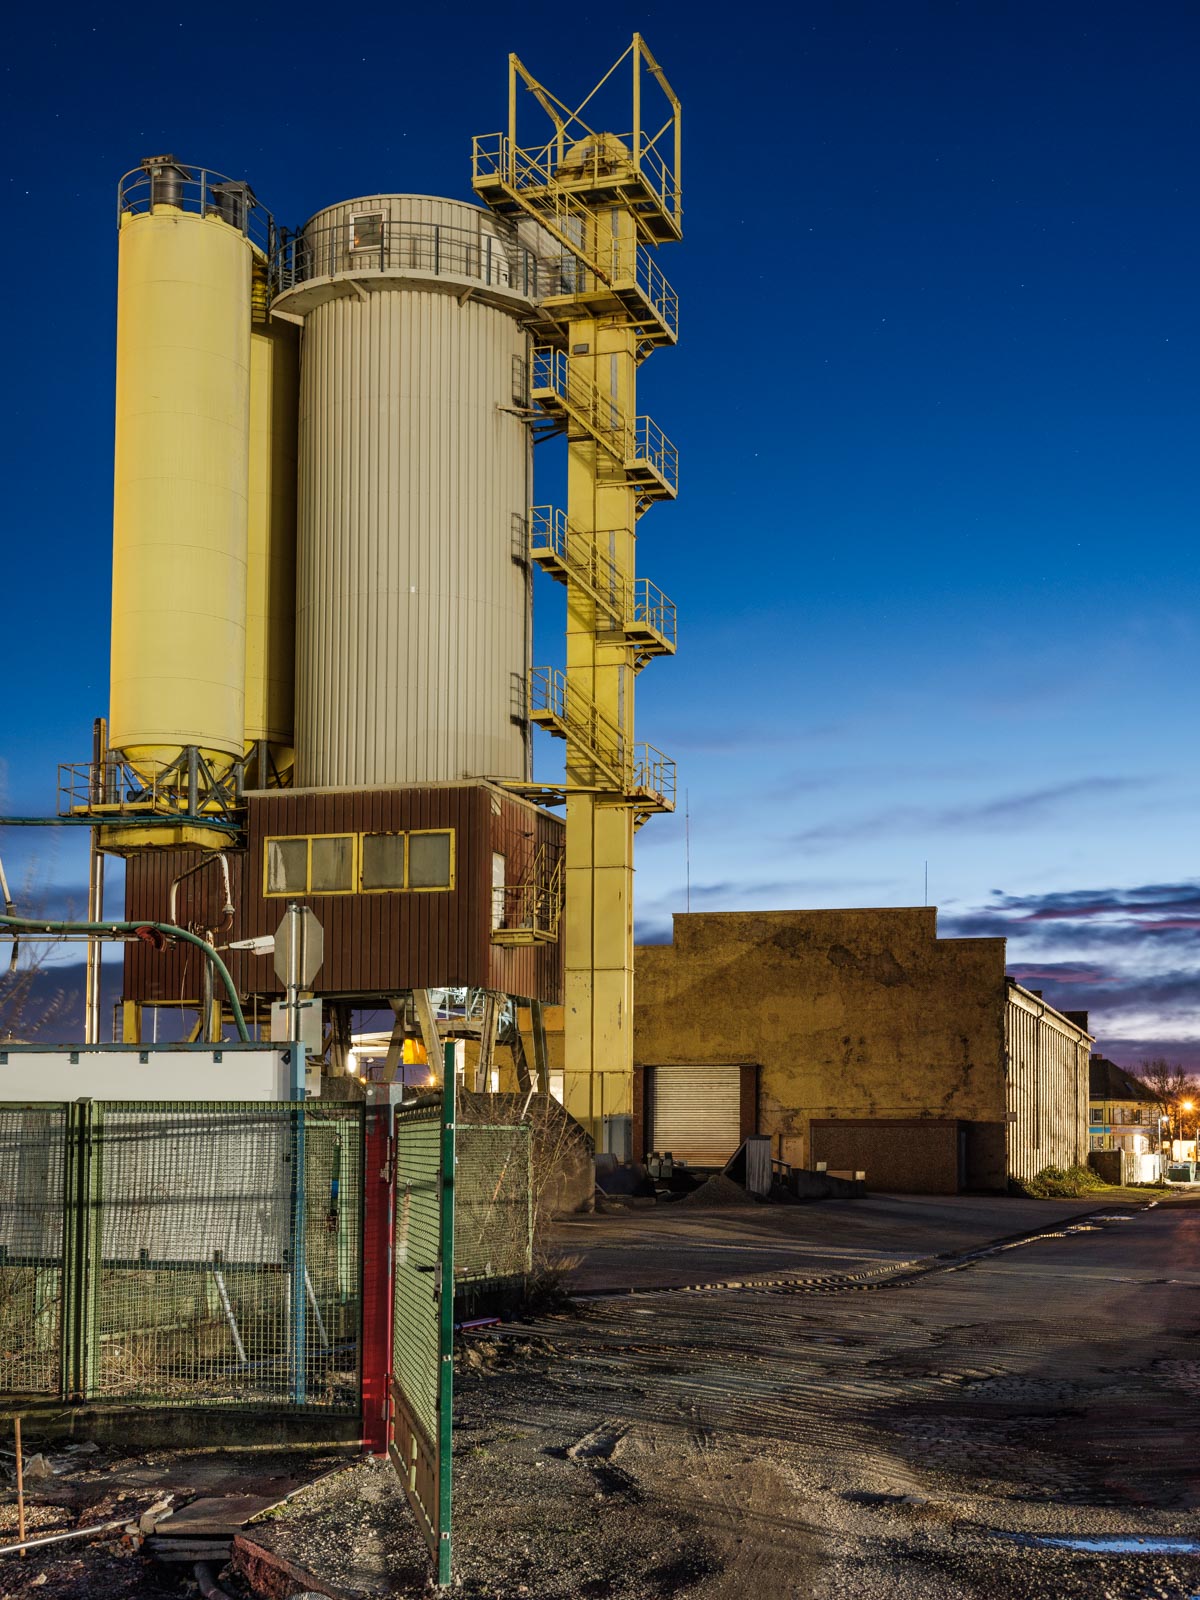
[102,823,234,855]
[110,204,252,784]
[245,307,299,776]
[474,37,681,1148]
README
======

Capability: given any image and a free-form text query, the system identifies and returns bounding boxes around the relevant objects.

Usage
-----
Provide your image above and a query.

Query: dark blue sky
[2,1,1198,1061]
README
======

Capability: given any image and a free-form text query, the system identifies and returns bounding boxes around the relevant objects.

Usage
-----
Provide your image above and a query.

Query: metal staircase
[528,507,675,668]
[473,35,682,1146]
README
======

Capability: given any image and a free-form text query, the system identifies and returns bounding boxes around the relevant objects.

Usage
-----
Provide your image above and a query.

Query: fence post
[290,1105,307,1406]
[62,1101,100,1400]
[436,1043,456,1586]
[360,1096,394,1454]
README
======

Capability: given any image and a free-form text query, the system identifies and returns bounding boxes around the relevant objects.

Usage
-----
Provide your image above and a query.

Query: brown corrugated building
[629,907,1091,1193]
[122,782,563,1035]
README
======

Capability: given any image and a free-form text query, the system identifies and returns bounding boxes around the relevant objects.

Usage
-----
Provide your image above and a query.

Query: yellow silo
[245,278,299,784]
[109,158,254,797]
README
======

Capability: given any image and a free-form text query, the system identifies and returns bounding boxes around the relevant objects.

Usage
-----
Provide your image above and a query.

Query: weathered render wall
[1005,984,1091,1183]
[633,908,1013,1190]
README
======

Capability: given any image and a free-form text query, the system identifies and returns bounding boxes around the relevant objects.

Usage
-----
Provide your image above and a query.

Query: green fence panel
[390,1073,455,1584]
[455,1124,532,1286]
[0,1104,69,1395]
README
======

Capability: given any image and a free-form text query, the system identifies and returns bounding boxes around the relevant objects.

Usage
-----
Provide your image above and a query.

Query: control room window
[265,834,355,895]
[266,838,308,896]
[310,835,354,893]
[492,852,506,928]
[361,833,407,892]
[350,212,383,251]
[409,830,454,890]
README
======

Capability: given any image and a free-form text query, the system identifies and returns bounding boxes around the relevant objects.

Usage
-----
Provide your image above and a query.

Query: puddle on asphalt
[996,1532,1200,1554]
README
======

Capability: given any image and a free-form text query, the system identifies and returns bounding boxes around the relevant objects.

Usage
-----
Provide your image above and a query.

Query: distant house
[1088,1057,1161,1156]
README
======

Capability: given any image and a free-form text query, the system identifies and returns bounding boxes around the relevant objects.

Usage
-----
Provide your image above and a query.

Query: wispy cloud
[787,777,1140,851]
[945,879,1200,1065]
[987,882,1200,921]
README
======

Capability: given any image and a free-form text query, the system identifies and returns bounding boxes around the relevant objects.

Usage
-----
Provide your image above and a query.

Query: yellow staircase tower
[474,36,681,1149]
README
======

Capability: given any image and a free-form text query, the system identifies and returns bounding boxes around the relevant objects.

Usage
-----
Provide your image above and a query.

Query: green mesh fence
[0,1104,69,1395]
[455,1124,532,1286]
[0,1101,362,1413]
[390,1094,454,1583]
[392,1107,442,1444]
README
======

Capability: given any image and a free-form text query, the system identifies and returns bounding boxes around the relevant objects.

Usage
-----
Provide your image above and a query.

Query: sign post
[273,905,324,1098]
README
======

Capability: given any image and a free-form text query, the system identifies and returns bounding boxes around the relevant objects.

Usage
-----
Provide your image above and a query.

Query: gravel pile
[677,1173,755,1208]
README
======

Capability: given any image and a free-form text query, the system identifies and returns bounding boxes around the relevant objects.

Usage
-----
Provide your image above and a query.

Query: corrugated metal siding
[123,848,252,1005]
[122,785,563,1005]
[485,791,563,1003]
[246,787,484,992]
[293,197,532,790]
[650,1065,742,1167]
[1005,990,1090,1183]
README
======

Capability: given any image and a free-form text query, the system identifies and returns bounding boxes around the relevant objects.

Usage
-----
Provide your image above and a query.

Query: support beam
[328,1001,353,1078]
[506,1004,533,1093]
[380,997,407,1086]
[121,999,142,1045]
[412,989,443,1079]
[474,992,501,1093]
[530,999,550,1094]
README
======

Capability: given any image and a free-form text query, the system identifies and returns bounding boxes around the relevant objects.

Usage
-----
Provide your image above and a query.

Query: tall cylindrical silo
[244,298,299,780]
[271,194,537,789]
[110,159,254,786]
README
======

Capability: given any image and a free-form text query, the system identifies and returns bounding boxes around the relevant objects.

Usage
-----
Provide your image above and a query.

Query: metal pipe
[0,1520,127,1558]
[194,1562,237,1600]
[201,934,216,1043]
[0,914,250,1041]
[168,853,235,928]
[14,1417,25,1557]
[84,833,104,1046]
[0,851,17,975]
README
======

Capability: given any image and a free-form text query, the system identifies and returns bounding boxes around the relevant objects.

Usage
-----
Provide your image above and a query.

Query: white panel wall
[0,1044,298,1102]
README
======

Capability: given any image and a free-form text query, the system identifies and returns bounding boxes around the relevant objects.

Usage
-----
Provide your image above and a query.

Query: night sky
[2,1,1197,1063]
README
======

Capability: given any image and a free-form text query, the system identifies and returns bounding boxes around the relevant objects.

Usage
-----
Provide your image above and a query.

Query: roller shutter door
[651,1065,741,1166]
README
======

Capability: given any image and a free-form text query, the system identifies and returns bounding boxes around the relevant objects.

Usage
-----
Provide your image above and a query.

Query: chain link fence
[455,1123,533,1289]
[0,1100,362,1413]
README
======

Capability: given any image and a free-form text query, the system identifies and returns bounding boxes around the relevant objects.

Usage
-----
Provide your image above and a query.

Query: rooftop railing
[118,160,273,253]
[270,214,540,299]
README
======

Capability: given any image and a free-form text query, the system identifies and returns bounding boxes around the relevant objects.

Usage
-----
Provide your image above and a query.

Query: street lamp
[1183,1101,1196,1157]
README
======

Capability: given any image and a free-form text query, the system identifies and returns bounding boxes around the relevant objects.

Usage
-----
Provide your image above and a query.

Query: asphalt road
[248,1196,1200,1599]
[549,1190,1132,1291]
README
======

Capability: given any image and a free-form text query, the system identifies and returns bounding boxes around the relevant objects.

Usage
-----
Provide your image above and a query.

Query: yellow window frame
[358,828,456,893]
[359,831,408,895]
[406,828,456,893]
[263,832,359,897]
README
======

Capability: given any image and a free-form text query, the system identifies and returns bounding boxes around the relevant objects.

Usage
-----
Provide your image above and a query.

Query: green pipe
[0,913,250,1042]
